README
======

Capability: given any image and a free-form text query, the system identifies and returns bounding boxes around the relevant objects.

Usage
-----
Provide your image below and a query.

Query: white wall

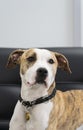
[0,0,74,48]
[81,0,83,46]
[74,0,81,46]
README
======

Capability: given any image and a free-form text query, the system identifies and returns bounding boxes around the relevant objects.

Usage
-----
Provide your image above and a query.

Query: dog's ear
[55,52,72,74]
[6,49,25,69]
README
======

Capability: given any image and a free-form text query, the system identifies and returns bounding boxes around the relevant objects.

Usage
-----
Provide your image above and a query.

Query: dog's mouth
[36,80,47,86]
[27,80,47,88]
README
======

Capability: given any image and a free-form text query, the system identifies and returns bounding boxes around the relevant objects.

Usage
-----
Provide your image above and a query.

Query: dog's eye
[27,56,35,62]
[48,59,54,64]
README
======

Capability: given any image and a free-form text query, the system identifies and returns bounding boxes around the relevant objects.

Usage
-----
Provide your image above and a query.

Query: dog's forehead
[22,48,55,61]
[34,49,53,59]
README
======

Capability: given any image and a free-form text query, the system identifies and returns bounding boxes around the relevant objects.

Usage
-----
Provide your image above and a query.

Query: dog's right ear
[55,52,72,74]
[6,49,25,69]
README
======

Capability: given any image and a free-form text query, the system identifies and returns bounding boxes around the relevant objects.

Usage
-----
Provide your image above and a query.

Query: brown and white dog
[7,48,83,130]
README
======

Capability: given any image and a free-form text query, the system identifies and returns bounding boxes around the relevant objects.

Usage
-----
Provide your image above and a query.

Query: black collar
[19,86,56,108]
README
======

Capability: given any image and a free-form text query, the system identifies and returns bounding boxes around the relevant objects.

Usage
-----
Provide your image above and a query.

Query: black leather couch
[0,47,83,130]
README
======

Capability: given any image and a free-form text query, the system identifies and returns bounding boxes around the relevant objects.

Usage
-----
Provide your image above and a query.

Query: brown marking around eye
[27,53,36,62]
[20,49,37,75]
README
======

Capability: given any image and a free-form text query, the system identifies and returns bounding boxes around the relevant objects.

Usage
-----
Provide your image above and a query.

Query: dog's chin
[27,81,47,88]
[36,81,47,87]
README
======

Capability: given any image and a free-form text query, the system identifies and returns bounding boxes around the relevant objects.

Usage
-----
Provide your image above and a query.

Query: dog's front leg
[9,101,26,130]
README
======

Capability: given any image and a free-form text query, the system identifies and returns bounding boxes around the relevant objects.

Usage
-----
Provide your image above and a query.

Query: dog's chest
[25,101,53,130]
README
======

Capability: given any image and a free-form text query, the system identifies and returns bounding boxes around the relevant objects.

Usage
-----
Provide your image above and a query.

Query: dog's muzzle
[36,68,48,84]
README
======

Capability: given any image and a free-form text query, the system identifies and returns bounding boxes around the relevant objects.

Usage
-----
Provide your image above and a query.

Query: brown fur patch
[46,90,83,130]
[55,52,71,73]
[20,49,37,74]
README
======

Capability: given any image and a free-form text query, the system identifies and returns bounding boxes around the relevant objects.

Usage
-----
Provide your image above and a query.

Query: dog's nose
[37,68,48,77]
[36,68,48,84]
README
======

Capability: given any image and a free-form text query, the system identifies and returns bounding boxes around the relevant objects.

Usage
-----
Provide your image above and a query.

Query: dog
[6,48,83,130]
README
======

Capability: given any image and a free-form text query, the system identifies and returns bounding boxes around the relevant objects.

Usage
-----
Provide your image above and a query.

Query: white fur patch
[9,100,53,130]
[26,101,53,130]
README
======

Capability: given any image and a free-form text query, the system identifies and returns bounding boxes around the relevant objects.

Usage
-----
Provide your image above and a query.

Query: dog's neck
[21,81,49,101]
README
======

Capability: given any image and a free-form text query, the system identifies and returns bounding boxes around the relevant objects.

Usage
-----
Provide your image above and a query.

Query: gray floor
[77,125,83,130]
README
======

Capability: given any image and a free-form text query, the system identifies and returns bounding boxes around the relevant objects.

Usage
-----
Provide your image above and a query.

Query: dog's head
[6,48,71,89]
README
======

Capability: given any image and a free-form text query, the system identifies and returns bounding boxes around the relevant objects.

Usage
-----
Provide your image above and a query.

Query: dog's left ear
[6,49,25,69]
[55,52,72,73]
